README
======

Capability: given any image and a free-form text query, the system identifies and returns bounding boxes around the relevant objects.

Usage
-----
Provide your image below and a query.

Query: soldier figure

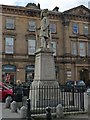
[36,9,51,49]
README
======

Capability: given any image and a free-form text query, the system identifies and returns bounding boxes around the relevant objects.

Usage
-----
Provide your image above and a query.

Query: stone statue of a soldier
[36,9,51,49]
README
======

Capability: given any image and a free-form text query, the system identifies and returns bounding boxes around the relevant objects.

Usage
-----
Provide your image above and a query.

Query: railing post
[72,86,74,106]
[80,87,84,111]
[27,99,31,120]
[27,86,30,99]
[46,106,52,120]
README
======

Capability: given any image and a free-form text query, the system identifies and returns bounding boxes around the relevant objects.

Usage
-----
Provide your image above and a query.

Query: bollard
[46,106,52,120]
[27,99,32,120]
[20,105,27,118]
[56,104,64,118]
[10,101,17,112]
[5,96,11,108]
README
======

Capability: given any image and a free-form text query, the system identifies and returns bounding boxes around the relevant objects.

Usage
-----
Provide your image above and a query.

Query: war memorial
[29,9,59,109]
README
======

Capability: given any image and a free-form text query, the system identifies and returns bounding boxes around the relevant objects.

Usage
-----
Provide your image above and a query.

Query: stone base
[29,47,59,109]
[29,80,59,109]
[34,48,56,81]
[31,80,59,87]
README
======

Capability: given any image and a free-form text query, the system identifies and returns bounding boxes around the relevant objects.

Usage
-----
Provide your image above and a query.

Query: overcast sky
[0,0,90,12]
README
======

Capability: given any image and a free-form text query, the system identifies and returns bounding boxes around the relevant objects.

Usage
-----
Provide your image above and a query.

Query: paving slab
[0,102,89,120]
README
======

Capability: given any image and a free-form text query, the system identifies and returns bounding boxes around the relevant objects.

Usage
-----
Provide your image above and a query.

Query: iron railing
[27,85,85,114]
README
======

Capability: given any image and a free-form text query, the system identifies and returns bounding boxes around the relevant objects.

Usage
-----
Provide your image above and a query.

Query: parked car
[63,80,86,92]
[76,80,86,86]
[65,80,74,86]
[0,82,13,102]
[75,80,86,92]
[63,80,74,92]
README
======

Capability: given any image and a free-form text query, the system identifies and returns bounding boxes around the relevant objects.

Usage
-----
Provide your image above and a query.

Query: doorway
[80,68,89,87]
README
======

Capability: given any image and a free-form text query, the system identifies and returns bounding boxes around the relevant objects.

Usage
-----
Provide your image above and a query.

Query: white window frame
[71,42,77,55]
[6,18,15,29]
[83,24,88,35]
[28,21,36,31]
[79,42,86,57]
[5,37,14,54]
[88,42,90,56]
[28,39,36,55]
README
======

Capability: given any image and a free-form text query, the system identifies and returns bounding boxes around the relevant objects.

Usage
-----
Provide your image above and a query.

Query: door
[80,69,89,87]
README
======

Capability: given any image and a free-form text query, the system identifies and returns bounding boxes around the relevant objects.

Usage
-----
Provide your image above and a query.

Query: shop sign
[2,65,16,72]
[26,65,35,72]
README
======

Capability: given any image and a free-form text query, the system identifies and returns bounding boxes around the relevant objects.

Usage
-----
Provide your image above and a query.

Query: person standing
[14,80,23,109]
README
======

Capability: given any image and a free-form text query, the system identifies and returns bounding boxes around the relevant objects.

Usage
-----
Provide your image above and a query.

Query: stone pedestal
[34,48,56,81]
[29,48,59,109]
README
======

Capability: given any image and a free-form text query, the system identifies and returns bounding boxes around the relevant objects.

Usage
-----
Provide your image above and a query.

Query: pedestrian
[14,80,23,109]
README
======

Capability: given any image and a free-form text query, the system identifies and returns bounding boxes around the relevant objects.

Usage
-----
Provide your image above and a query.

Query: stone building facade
[1,3,90,86]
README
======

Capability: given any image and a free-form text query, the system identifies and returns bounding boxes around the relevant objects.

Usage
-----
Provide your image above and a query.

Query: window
[5,37,14,54]
[79,42,86,57]
[6,18,15,29]
[71,41,88,56]
[66,70,72,80]
[49,23,56,33]
[71,42,77,55]
[88,42,90,56]
[51,41,56,56]
[83,24,88,35]
[73,23,78,34]
[28,21,36,31]
[28,39,35,55]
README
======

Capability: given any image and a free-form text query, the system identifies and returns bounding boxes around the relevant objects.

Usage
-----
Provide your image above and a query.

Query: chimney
[53,6,59,12]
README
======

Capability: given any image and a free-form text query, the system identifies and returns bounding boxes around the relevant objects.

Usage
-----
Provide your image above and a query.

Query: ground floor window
[26,72,34,82]
[2,64,16,85]
[2,72,15,85]
[25,65,35,83]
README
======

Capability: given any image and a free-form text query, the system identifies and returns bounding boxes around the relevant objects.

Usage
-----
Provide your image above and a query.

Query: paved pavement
[1,102,22,120]
[64,114,89,119]
[0,102,89,120]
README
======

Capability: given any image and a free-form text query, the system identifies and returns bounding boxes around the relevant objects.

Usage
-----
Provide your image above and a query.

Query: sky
[0,0,90,12]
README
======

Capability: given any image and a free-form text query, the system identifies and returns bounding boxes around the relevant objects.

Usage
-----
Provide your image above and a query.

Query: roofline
[63,5,90,13]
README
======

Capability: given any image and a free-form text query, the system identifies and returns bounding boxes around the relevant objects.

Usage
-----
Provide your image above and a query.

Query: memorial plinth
[34,48,58,83]
[29,48,59,108]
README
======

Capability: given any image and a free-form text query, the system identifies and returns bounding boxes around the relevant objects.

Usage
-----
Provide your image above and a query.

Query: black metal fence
[28,85,85,114]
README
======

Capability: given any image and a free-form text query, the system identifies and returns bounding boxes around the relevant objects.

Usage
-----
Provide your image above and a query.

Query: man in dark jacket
[14,80,23,109]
